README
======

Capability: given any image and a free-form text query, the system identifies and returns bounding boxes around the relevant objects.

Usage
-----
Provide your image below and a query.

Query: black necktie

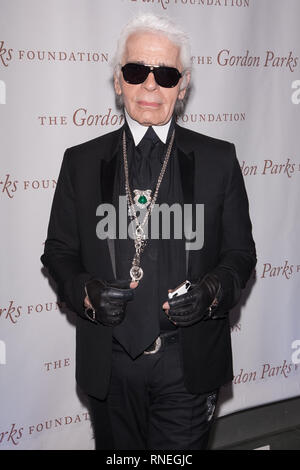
[134,127,161,189]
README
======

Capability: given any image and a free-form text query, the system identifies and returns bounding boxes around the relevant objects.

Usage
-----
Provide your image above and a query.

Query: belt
[143,330,179,355]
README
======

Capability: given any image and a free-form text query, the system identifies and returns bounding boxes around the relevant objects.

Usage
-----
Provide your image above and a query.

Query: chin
[128,106,166,125]
[137,113,169,127]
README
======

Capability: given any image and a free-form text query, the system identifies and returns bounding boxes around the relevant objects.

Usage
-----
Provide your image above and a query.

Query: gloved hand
[84,279,136,326]
[165,273,222,327]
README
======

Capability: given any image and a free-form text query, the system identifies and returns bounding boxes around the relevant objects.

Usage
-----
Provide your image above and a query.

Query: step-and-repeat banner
[1,0,300,450]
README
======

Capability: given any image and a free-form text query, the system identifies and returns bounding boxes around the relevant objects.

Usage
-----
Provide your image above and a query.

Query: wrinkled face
[114,32,190,126]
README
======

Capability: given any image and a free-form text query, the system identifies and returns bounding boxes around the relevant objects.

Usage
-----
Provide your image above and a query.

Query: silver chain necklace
[122,129,175,282]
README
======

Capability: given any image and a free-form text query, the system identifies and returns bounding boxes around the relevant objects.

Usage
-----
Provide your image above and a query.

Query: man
[41,13,256,450]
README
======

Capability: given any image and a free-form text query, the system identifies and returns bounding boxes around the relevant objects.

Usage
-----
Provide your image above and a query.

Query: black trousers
[88,338,218,450]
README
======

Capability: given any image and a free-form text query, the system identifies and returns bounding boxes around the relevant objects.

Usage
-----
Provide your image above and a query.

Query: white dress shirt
[125,110,172,146]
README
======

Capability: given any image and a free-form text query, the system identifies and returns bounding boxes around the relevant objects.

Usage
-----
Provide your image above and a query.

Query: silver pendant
[130,265,144,281]
[129,226,146,281]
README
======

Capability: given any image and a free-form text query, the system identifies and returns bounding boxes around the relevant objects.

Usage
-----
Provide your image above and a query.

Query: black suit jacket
[41,123,256,399]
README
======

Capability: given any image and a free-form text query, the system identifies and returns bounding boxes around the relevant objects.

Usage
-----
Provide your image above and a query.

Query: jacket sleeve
[211,144,257,317]
[41,149,93,316]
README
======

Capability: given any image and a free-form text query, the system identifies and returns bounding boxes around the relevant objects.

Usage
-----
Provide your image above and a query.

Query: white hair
[112,13,192,90]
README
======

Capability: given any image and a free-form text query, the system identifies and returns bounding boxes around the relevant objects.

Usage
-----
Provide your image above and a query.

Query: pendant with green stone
[133,189,152,209]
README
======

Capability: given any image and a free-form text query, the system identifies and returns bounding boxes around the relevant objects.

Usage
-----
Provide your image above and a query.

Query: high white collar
[125,110,172,146]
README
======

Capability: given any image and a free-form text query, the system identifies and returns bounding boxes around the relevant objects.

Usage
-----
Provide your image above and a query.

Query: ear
[114,72,122,96]
[178,70,191,100]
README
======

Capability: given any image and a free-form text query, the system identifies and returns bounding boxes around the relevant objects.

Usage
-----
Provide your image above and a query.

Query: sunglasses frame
[121,62,183,88]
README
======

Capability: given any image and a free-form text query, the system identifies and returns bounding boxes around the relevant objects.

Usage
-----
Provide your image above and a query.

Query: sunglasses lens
[155,66,181,88]
[121,63,182,88]
[121,63,148,84]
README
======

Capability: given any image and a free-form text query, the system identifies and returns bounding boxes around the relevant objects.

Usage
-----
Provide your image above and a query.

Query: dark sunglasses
[121,63,182,88]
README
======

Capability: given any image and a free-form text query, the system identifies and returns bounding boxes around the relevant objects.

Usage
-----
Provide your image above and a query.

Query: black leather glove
[84,279,135,326]
[167,273,222,327]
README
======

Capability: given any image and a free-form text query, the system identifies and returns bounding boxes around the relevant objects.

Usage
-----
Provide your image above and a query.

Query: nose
[142,71,158,91]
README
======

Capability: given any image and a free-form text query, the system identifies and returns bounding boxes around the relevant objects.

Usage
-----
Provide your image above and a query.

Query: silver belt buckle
[143,336,162,355]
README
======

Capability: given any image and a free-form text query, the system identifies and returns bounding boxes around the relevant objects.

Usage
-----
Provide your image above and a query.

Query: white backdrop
[1,0,300,450]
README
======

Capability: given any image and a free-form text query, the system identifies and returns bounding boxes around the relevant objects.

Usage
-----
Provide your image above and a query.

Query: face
[114,32,190,126]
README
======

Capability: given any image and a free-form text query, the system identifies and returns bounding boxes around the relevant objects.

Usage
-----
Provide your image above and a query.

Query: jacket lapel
[175,124,195,275]
[100,129,123,205]
[176,149,195,206]
[99,127,123,279]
